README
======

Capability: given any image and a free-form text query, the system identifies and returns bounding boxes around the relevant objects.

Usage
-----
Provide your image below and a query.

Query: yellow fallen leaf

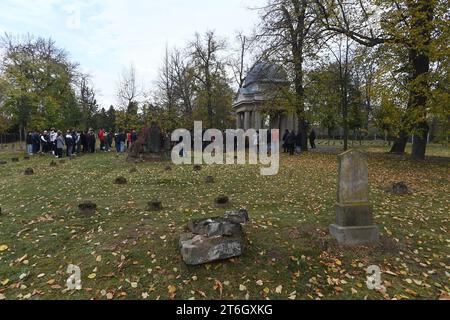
[88,273,96,279]
[0,245,8,252]
[239,284,247,291]
[1,279,10,286]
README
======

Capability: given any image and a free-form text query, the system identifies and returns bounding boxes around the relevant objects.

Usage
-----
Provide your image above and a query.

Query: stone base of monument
[331,203,379,246]
[180,210,249,266]
[329,224,380,246]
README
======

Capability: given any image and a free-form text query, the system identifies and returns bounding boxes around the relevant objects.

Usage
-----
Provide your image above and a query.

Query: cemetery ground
[0,142,449,300]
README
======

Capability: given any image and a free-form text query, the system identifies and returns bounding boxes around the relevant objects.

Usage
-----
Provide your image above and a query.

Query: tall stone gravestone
[330,150,379,246]
[128,122,169,161]
[145,122,162,154]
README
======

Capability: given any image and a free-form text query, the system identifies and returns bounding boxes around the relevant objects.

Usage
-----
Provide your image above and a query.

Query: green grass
[0,146,449,300]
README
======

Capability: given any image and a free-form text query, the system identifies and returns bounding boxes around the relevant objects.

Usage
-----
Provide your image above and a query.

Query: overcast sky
[0,0,264,108]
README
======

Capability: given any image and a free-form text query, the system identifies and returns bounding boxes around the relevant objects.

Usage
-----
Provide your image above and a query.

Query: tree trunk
[408,1,433,160]
[411,121,429,159]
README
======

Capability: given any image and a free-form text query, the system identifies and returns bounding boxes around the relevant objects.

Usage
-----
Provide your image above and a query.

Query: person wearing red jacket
[98,129,106,151]
[127,132,132,149]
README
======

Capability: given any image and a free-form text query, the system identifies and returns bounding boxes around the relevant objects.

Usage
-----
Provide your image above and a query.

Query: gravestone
[146,122,162,154]
[128,122,170,161]
[329,150,379,246]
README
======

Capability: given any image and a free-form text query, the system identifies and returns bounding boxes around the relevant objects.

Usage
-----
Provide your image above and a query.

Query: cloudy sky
[0,0,264,107]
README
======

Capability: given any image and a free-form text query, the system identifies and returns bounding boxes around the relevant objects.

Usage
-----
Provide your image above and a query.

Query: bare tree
[117,64,141,112]
[190,31,227,127]
[229,32,253,88]
[170,49,196,121]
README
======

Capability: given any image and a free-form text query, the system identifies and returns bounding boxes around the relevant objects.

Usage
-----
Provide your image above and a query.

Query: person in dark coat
[80,131,87,153]
[295,131,303,154]
[282,130,290,153]
[286,131,296,156]
[88,130,96,153]
[32,131,41,154]
[309,129,317,149]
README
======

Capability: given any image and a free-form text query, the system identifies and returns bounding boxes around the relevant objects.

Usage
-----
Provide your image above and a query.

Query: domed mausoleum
[233,62,298,137]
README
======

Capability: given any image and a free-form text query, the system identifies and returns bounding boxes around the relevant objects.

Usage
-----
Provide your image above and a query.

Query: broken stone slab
[188,217,243,237]
[180,232,244,266]
[223,209,249,224]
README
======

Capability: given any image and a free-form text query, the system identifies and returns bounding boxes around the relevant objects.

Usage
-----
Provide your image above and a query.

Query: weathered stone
[24,168,34,176]
[146,122,162,153]
[223,209,249,224]
[392,182,408,195]
[78,201,97,215]
[180,232,244,266]
[215,196,229,208]
[180,210,250,265]
[337,150,369,204]
[205,176,214,184]
[188,217,243,237]
[147,201,162,212]
[114,177,127,185]
[330,150,379,246]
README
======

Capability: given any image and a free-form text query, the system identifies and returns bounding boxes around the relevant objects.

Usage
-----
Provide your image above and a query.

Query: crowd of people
[26,128,139,158]
[25,127,317,158]
[282,129,317,155]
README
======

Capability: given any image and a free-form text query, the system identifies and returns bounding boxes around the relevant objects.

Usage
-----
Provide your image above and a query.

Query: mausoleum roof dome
[242,62,288,88]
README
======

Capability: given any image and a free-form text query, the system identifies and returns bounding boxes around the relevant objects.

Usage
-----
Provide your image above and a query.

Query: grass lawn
[0,145,449,300]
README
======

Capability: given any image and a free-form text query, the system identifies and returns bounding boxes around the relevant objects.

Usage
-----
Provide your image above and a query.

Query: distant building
[233,62,298,137]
